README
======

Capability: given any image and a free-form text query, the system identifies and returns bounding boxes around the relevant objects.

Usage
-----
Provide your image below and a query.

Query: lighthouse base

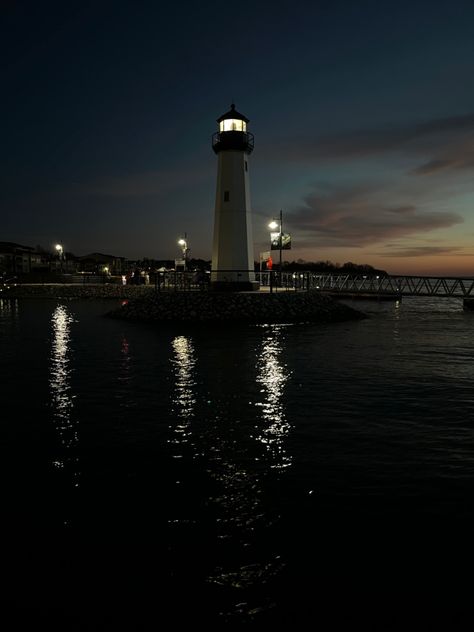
[210,281,260,292]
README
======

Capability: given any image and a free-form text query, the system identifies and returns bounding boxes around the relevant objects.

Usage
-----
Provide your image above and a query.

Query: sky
[2,0,474,274]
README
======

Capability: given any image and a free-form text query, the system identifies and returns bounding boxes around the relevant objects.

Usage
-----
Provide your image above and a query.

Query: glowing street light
[55,243,64,273]
[268,210,283,275]
[178,234,189,271]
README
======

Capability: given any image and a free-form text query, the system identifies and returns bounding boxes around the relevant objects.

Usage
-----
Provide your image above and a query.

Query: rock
[106,290,366,324]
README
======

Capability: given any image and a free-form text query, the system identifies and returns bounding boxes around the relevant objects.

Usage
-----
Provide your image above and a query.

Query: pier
[255,272,474,306]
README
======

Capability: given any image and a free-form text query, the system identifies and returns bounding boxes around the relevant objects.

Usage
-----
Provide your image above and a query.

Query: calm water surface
[2,297,474,627]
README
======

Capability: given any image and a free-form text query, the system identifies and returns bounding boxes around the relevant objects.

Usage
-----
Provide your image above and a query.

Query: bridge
[150,270,474,303]
[306,274,474,298]
[259,272,474,308]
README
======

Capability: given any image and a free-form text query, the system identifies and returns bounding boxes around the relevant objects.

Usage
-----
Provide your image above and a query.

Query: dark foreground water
[2,297,474,628]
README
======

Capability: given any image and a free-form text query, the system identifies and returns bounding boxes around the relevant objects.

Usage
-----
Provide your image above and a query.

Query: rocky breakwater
[1,284,155,299]
[106,291,365,324]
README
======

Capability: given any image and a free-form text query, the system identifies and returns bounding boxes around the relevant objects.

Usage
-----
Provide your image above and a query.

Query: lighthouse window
[224,191,230,201]
[219,119,247,133]
[245,161,248,171]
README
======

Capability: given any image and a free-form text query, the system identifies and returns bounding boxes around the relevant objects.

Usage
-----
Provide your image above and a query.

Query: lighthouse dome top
[217,103,249,124]
[217,104,249,133]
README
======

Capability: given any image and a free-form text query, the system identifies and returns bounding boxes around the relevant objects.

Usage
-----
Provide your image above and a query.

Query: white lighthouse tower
[211,104,257,291]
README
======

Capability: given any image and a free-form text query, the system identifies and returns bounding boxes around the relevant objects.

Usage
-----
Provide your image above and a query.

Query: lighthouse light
[219,118,247,133]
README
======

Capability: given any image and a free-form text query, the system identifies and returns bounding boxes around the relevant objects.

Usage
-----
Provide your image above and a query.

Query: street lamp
[55,243,64,273]
[268,209,283,275]
[178,234,188,271]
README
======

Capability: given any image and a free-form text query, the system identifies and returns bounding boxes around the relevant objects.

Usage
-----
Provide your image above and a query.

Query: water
[2,297,474,627]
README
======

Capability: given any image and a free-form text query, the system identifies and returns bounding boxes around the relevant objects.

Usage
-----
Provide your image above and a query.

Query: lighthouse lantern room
[211,104,257,290]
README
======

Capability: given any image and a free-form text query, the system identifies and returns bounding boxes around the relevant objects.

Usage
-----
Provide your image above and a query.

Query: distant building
[78,252,126,275]
[0,242,46,275]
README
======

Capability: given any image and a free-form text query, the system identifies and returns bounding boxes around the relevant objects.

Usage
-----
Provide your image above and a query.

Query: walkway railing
[307,274,474,297]
[153,271,474,298]
[153,270,310,292]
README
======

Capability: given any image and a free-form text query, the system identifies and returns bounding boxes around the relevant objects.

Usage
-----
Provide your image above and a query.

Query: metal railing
[155,271,209,292]
[154,270,258,291]
[307,274,474,297]
[211,131,255,153]
[68,274,120,285]
[153,271,474,298]
[152,270,307,292]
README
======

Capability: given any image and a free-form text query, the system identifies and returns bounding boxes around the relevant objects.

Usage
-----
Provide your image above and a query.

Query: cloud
[285,184,463,247]
[411,159,457,175]
[412,154,474,175]
[268,112,474,175]
[374,246,470,258]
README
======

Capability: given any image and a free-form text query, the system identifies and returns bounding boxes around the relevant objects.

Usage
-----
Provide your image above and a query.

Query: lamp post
[178,234,188,271]
[55,243,64,273]
[268,209,283,276]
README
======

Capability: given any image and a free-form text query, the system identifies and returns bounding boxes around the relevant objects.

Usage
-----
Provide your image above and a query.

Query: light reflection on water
[170,335,196,447]
[197,327,292,614]
[0,300,20,360]
[254,325,292,470]
[0,298,19,327]
[115,336,135,409]
[49,304,80,493]
[205,438,284,611]
[168,333,264,596]
[166,330,287,607]
[393,300,401,342]
[120,337,131,384]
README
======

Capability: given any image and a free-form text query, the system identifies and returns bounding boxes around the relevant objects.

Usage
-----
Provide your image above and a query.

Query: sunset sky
[2,0,474,274]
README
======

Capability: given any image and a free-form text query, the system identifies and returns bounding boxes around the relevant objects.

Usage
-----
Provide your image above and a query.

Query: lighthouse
[211,104,257,291]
